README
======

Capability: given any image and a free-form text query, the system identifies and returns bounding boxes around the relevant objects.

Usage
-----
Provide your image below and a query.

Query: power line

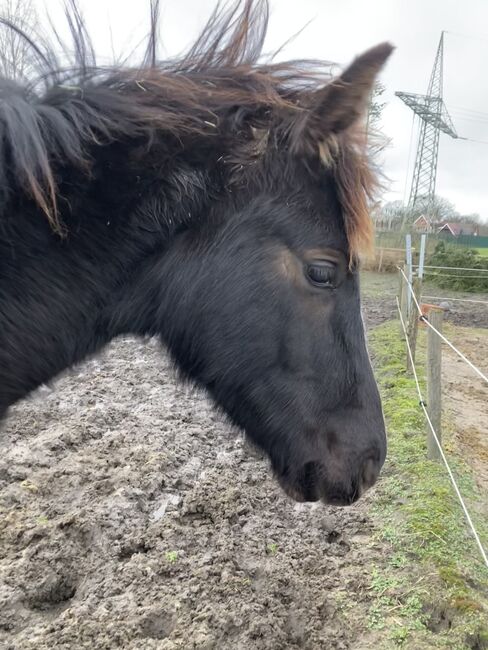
[445,30,488,46]
[461,137,488,146]
[396,296,488,568]
[451,114,488,124]
[451,114,488,125]
[450,105,488,118]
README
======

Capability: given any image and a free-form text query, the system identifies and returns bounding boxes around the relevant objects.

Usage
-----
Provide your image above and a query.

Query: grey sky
[39,0,488,222]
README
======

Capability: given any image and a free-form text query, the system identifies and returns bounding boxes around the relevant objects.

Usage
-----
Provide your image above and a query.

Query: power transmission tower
[396,32,458,215]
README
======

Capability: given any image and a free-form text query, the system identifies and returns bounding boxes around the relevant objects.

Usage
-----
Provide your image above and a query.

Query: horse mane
[0,0,378,256]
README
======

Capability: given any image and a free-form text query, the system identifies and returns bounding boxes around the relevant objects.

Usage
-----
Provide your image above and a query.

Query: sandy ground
[441,327,488,502]
[0,336,389,650]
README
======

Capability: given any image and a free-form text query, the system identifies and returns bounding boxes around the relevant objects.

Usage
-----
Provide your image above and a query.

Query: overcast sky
[37,0,488,222]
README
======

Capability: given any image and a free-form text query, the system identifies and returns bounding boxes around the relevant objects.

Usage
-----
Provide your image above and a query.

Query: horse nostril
[361,457,379,490]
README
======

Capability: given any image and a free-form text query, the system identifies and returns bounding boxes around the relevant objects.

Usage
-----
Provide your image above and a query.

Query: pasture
[0,273,486,649]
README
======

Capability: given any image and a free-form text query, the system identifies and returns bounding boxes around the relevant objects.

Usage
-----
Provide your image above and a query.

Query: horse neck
[0,162,212,414]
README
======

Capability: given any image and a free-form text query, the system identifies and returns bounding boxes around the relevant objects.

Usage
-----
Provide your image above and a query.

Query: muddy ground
[360,272,488,330]
[0,336,389,650]
[0,275,486,649]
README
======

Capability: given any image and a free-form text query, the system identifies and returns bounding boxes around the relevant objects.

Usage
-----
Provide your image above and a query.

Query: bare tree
[367,81,386,131]
[366,80,391,156]
[378,194,464,233]
[0,0,37,80]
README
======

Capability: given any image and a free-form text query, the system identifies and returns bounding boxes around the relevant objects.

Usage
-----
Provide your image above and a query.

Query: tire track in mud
[0,336,387,649]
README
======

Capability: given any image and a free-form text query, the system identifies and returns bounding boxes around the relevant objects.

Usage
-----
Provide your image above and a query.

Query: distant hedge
[425,241,488,292]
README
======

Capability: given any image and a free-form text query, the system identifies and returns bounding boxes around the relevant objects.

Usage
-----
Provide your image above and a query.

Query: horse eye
[306,262,337,287]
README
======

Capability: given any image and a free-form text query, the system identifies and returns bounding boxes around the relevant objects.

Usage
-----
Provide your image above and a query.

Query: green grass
[366,321,488,649]
[266,542,279,555]
[475,248,488,257]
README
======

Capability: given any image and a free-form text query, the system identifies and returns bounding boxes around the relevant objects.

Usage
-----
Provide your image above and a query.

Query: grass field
[366,321,488,649]
[332,270,488,647]
[475,248,488,257]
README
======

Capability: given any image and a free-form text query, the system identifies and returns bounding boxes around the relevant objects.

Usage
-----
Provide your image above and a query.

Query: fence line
[396,297,488,568]
[398,267,488,386]
[422,295,488,306]
[422,273,488,280]
[413,264,488,273]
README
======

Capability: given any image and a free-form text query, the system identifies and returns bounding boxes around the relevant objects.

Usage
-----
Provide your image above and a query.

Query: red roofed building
[438,222,479,236]
[413,215,433,233]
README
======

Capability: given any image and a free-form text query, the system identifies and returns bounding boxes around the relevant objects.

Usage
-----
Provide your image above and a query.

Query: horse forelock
[321,129,381,263]
[0,0,379,257]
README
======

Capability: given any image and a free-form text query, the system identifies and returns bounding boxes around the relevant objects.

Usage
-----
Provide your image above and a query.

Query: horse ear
[289,42,394,155]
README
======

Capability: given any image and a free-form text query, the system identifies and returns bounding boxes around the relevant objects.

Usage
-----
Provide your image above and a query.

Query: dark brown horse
[0,0,392,505]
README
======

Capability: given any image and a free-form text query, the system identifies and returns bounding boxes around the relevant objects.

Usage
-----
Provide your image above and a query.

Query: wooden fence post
[406,277,422,373]
[427,308,443,460]
[377,247,384,273]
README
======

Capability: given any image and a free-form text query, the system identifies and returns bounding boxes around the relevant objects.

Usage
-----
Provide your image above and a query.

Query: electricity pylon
[396,32,458,214]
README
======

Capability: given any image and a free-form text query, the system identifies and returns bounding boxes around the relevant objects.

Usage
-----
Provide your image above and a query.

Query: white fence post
[418,234,427,280]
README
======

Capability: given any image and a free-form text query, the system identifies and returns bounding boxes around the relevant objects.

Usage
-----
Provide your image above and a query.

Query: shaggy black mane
[0,1,334,228]
[0,0,381,256]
